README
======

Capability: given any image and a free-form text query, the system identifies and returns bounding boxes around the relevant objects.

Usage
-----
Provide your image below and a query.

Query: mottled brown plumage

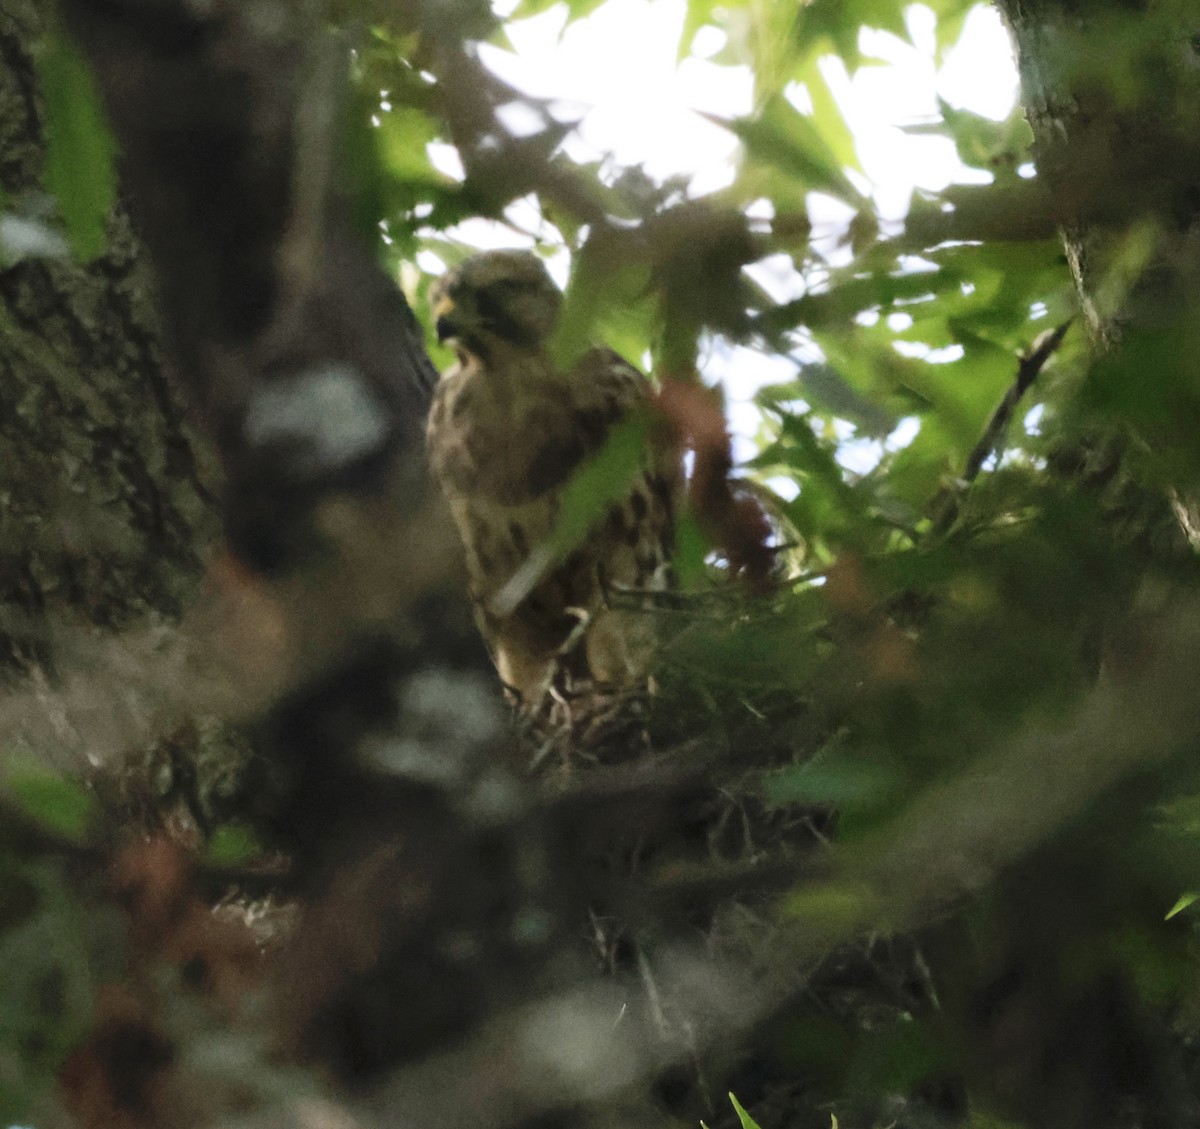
[425,250,681,708]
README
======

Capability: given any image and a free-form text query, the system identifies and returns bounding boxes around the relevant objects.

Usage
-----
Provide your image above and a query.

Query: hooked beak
[433,294,459,344]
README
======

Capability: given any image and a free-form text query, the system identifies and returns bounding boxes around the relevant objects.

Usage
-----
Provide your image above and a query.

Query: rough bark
[995,0,1200,344]
[0,1,236,809]
[0,0,216,658]
[994,0,1197,551]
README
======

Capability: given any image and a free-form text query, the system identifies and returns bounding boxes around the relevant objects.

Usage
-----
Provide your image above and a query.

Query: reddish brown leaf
[654,378,774,589]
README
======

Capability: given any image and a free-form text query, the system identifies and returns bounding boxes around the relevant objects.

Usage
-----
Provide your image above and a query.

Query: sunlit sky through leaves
[422,2,1021,471]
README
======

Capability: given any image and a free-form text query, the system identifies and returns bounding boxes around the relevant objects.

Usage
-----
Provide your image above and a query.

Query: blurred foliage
[13,0,1200,1126]
[32,29,116,261]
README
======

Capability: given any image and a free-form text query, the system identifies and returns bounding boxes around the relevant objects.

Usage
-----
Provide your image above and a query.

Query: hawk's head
[432,251,562,360]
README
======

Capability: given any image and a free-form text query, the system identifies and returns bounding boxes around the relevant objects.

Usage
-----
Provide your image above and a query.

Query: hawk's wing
[427,346,682,702]
[562,346,681,588]
[564,349,683,691]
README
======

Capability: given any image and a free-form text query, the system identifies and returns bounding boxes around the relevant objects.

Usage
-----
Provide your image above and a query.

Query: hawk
[425,250,682,709]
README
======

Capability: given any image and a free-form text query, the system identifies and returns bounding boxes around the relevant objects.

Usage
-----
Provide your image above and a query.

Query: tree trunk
[920,6,1200,1126]
[995,0,1200,344]
[0,1,220,774]
[994,1,1200,557]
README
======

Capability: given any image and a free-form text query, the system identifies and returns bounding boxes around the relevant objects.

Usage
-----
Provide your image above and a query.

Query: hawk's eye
[476,290,506,319]
[474,289,530,343]
[483,279,528,304]
[478,280,534,314]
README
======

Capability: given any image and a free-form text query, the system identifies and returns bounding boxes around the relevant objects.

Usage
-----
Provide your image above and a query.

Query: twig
[932,318,1072,535]
[962,318,1073,485]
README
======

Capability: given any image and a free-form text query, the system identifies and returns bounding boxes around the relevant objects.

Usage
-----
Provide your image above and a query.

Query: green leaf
[491,414,652,613]
[35,33,117,261]
[717,94,865,206]
[795,56,862,174]
[551,238,656,369]
[783,879,873,933]
[751,411,878,549]
[507,0,562,17]
[563,0,608,22]
[765,747,903,810]
[931,1,974,60]
[793,0,910,70]
[540,413,649,550]
[729,1092,765,1129]
[507,0,605,22]
[5,759,95,843]
[846,1020,950,1100]
[797,362,898,437]
[743,1,804,104]
[0,858,95,1119]
[377,107,453,187]
[678,0,722,61]
[904,100,1033,177]
[205,823,264,868]
[1166,893,1198,920]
